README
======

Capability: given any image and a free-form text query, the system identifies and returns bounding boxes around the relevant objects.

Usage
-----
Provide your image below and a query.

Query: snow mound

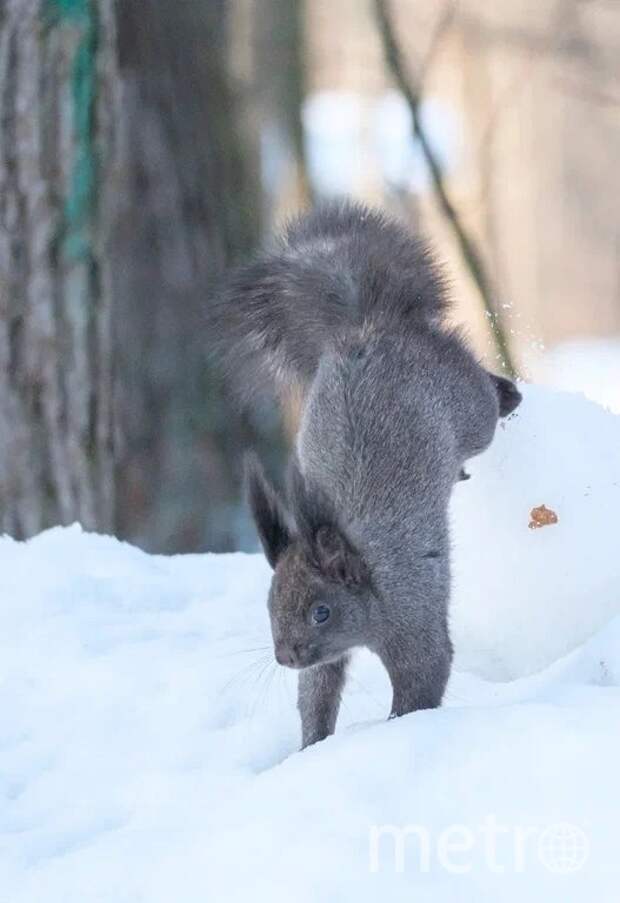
[1,385,619,901]
[451,383,620,679]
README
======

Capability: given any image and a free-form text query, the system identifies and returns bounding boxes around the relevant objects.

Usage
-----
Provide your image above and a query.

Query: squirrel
[210,200,521,748]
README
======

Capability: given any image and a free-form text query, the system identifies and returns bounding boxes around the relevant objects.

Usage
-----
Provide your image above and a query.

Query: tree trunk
[114,0,284,553]
[0,0,118,537]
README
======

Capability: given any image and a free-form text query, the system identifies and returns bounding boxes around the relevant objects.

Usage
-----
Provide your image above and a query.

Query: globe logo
[537,823,589,874]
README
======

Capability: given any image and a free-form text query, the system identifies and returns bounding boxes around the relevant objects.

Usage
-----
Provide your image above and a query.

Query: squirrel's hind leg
[379,632,452,720]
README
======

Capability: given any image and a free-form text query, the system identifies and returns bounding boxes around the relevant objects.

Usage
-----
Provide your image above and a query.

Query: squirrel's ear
[244,452,292,569]
[314,525,370,588]
[488,372,522,417]
[288,460,369,588]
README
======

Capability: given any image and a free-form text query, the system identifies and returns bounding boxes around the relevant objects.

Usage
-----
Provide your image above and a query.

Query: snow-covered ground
[1,384,619,902]
[531,337,620,414]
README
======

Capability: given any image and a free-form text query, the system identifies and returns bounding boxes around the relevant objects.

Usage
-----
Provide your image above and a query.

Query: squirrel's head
[245,453,374,669]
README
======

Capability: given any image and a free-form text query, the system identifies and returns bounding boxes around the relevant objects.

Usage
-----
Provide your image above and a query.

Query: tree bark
[114,0,284,553]
[0,0,118,537]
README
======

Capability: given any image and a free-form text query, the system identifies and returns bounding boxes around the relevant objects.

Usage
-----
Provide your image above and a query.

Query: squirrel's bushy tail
[209,200,449,405]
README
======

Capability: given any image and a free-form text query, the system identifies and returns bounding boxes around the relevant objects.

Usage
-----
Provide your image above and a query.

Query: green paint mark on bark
[45,0,89,22]
[45,0,99,264]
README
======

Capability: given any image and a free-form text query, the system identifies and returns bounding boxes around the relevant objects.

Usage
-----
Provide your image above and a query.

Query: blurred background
[1,0,619,553]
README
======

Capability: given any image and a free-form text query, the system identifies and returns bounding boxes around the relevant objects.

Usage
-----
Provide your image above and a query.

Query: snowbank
[1,384,619,902]
[533,338,620,415]
[451,383,620,679]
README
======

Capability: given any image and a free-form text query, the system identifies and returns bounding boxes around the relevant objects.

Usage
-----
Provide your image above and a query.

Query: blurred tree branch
[373,0,518,377]
[417,0,460,92]
[555,76,620,107]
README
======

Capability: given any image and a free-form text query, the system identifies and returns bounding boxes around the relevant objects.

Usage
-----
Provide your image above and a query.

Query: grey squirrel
[211,201,521,748]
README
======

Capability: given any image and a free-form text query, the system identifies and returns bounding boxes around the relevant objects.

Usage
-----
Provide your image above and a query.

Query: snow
[534,338,620,415]
[1,384,619,902]
[302,90,459,196]
[451,382,620,679]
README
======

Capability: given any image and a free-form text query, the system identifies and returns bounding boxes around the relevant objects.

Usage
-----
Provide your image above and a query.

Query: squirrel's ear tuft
[288,459,369,588]
[488,373,522,417]
[244,452,292,569]
[314,524,370,588]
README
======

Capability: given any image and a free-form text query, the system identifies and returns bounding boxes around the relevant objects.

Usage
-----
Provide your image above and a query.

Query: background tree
[0,0,118,537]
[113,0,285,553]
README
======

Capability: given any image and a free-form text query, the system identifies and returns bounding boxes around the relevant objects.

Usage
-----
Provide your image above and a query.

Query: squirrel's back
[209,201,448,405]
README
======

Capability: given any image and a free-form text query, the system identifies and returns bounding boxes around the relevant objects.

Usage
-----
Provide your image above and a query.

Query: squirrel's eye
[312,604,331,625]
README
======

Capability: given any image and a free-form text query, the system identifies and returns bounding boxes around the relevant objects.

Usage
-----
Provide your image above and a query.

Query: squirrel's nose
[275,642,300,668]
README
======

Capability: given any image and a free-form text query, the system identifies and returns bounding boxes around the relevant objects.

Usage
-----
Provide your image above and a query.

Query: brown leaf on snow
[528,504,558,530]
